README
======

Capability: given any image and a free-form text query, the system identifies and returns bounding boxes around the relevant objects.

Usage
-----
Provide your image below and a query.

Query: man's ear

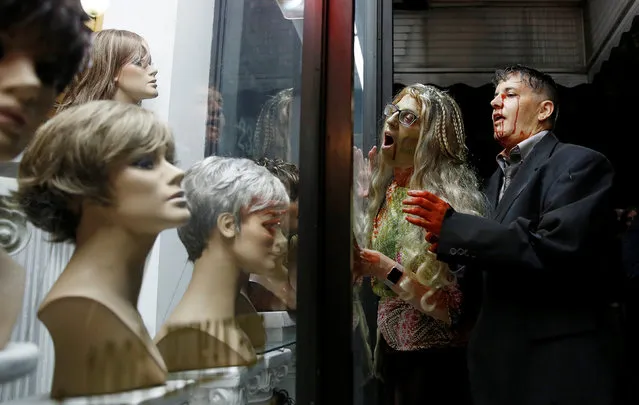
[217,213,237,238]
[538,100,554,122]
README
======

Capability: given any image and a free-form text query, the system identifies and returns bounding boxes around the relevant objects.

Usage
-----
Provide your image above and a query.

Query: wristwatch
[383,266,403,288]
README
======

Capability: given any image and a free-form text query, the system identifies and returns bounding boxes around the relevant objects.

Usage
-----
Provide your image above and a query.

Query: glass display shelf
[258,311,296,355]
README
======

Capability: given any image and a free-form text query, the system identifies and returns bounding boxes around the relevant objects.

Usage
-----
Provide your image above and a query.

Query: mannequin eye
[262,218,282,232]
[131,156,156,169]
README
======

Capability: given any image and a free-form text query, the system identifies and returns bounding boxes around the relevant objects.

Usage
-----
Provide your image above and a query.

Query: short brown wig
[16,100,175,243]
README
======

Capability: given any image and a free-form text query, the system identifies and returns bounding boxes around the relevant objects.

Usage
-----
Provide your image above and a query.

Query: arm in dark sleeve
[436,151,614,272]
[449,265,482,331]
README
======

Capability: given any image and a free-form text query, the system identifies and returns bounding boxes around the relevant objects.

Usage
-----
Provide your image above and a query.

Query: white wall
[103,0,214,335]
[103,0,179,119]
[155,0,215,330]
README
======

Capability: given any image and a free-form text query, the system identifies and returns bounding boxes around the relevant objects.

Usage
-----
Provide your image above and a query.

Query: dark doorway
[394,15,639,208]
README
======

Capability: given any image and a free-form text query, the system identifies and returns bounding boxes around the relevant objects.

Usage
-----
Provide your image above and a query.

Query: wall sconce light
[81,0,110,18]
[275,0,304,20]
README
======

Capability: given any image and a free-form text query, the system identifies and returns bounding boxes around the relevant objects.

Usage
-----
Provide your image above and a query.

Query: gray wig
[178,156,290,261]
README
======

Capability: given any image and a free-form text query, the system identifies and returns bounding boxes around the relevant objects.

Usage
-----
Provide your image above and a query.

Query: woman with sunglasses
[353,84,486,405]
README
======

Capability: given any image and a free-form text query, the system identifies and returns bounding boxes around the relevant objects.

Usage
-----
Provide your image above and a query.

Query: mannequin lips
[169,191,185,200]
[0,106,26,129]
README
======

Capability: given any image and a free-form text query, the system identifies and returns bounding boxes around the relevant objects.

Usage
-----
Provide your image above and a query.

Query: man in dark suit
[402,65,624,405]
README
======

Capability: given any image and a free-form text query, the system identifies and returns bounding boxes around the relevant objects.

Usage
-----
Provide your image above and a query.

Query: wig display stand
[247,348,292,405]
[168,358,265,405]
[167,347,293,405]
[4,380,195,405]
[0,342,39,384]
[260,311,296,402]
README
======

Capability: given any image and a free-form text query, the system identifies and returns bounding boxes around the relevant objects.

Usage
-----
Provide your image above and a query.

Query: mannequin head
[57,29,158,111]
[252,88,293,160]
[206,86,225,147]
[0,0,91,160]
[17,100,189,243]
[254,157,299,235]
[178,156,289,274]
[254,158,299,281]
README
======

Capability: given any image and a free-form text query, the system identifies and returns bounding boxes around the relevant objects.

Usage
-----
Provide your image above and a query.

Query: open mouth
[382,132,395,148]
[493,114,505,124]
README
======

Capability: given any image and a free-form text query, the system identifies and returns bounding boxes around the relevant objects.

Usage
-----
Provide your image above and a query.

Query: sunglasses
[383,104,418,127]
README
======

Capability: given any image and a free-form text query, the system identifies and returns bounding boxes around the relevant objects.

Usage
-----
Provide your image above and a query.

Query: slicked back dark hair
[0,0,92,92]
[492,64,559,127]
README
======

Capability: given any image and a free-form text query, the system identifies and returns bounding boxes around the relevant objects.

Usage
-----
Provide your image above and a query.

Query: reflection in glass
[251,89,294,161]
[275,0,304,20]
[205,87,225,155]
[248,158,299,312]
[201,0,302,400]
[351,3,377,405]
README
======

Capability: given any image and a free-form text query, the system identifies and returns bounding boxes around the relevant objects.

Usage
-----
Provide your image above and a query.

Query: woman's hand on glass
[357,247,395,280]
[353,146,377,199]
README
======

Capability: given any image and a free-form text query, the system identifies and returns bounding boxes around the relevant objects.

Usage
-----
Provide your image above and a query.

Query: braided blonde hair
[366,84,486,288]
[252,88,294,160]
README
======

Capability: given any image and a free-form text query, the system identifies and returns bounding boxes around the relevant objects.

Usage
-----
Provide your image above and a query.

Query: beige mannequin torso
[248,273,296,312]
[39,270,166,399]
[36,224,170,399]
[0,248,26,349]
[236,290,266,348]
[155,242,261,372]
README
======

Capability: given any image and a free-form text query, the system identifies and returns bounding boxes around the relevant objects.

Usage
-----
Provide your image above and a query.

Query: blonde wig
[366,84,487,289]
[16,100,175,243]
[56,29,151,111]
[252,88,294,160]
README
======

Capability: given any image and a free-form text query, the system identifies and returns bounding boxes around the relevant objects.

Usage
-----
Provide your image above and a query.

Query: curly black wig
[0,0,92,92]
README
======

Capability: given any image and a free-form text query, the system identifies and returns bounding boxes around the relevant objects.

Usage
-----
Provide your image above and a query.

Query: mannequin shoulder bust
[155,318,257,372]
[236,292,267,349]
[38,292,167,399]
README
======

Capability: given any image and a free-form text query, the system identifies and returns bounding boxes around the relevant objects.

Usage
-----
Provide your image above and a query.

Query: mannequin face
[114,53,159,104]
[284,200,298,235]
[207,88,225,144]
[0,27,59,160]
[232,206,287,275]
[269,227,289,277]
[88,149,190,235]
[381,95,421,169]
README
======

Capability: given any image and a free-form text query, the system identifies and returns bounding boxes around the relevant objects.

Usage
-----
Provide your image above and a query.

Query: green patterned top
[371,178,411,297]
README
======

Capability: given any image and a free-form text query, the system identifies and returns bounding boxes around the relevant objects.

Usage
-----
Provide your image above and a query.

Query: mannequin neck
[186,235,242,320]
[71,224,156,306]
[112,89,140,105]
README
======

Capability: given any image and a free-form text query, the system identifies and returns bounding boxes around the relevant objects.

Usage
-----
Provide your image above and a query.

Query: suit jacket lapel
[493,133,560,222]
[485,170,501,215]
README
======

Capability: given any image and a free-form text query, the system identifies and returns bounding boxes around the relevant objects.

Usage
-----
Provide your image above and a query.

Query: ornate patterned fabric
[371,175,466,351]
